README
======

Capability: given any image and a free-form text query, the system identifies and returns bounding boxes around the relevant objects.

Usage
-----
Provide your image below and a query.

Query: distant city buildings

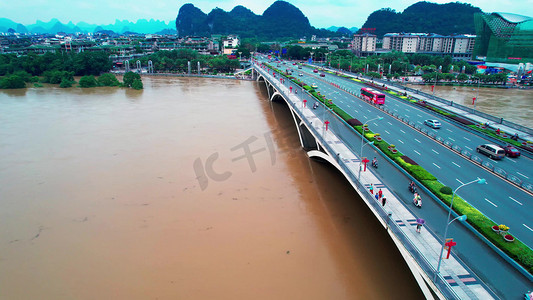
[350,33,377,55]
[379,33,475,59]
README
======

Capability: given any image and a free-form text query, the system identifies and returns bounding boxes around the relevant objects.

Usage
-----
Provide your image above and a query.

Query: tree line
[0,51,143,89]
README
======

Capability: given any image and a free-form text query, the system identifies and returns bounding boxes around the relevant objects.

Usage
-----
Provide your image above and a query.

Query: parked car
[320,73,325,77]
[476,144,505,160]
[424,119,441,129]
[503,145,521,157]
[313,69,318,73]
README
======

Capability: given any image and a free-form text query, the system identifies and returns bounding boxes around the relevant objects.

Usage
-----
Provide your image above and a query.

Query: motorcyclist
[371,157,378,168]
[409,181,416,193]
[413,193,422,208]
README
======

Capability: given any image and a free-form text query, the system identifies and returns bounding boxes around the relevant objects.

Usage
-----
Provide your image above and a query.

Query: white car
[299,73,303,76]
[311,84,318,88]
[424,119,441,129]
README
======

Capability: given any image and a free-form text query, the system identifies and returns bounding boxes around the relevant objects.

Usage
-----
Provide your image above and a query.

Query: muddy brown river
[0,77,425,299]
[414,84,533,128]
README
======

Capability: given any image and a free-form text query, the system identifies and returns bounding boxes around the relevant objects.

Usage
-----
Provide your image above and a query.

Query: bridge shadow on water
[254,81,425,298]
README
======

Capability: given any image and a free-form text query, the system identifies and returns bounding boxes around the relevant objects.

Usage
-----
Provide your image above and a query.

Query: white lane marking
[417,114,423,118]
[506,158,516,163]
[464,137,471,141]
[414,150,421,155]
[456,178,464,185]
[414,139,421,143]
[517,172,529,179]
[368,110,372,113]
[433,163,441,169]
[509,197,523,205]
[398,140,404,144]
[354,110,359,113]
[387,122,393,126]
[405,114,410,118]
[524,224,533,232]
[400,129,406,134]
[405,108,410,112]
[432,149,439,154]
[452,162,461,168]
[449,138,455,141]
[394,109,398,111]
[417,121,423,124]
[485,198,498,207]
[465,146,473,151]
[385,130,390,134]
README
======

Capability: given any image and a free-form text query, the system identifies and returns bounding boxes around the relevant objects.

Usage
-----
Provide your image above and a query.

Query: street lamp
[432,70,438,97]
[358,116,383,179]
[434,178,487,281]
[474,79,480,110]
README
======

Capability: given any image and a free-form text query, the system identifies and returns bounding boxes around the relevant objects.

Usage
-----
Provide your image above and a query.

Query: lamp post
[432,70,438,97]
[434,178,487,281]
[358,116,383,179]
[474,79,480,110]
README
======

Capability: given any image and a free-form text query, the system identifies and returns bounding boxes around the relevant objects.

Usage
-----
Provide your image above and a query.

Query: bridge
[252,62,503,299]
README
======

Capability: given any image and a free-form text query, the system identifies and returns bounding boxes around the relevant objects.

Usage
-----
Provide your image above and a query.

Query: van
[476,144,505,160]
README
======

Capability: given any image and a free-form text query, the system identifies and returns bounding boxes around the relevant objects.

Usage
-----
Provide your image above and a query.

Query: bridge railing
[256,65,463,299]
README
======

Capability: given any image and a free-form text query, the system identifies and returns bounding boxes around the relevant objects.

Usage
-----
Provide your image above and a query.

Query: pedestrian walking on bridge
[369,183,374,194]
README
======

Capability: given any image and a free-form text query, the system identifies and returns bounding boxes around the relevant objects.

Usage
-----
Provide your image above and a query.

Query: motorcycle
[409,184,417,194]
[371,160,378,168]
[313,102,319,109]
[413,195,422,208]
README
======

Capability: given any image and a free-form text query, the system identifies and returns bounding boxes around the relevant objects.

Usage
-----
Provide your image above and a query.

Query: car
[503,145,521,157]
[293,63,297,65]
[320,73,325,77]
[424,119,441,129]
[476,144,505,160]
[311,84,318,88]
[298,66,302,69]
[299,73,303,77]
[313,69,318,73]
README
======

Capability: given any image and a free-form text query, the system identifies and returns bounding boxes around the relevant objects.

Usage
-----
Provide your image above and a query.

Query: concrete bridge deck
[254,63,499,300]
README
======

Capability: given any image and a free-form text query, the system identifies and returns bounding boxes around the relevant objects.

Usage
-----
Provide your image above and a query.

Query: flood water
[413,84,533,128]
[0,77,423,299]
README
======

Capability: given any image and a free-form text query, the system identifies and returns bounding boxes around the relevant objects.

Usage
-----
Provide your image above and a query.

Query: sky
[2,0,532,28]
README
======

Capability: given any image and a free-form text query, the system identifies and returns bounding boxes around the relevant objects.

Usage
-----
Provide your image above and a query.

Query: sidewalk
[257,65,498,299]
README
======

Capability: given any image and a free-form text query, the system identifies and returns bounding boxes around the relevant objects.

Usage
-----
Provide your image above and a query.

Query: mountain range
[0,18,175,34]
[0,1,483,38]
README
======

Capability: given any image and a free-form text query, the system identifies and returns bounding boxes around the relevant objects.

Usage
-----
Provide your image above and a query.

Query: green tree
[131,79,144,90]
[457,73,468,82]
[59,78,73,88]
[123,71,141,87]
[97,73,120,86]
[78,75,98,88]
[0,75,26,89]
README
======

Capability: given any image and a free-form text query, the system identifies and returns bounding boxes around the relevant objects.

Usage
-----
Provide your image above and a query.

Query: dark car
[503,145,521,158]
[320,73,325,77]
[313,69,318,73]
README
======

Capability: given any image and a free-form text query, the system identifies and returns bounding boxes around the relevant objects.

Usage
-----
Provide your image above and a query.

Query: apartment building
[382,32,476,59]
[350,33,377,53]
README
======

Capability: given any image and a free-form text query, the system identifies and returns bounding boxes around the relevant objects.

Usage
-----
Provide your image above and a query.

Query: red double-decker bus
[360,87,385,105]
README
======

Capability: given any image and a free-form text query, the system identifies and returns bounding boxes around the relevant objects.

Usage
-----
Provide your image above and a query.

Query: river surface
[413,85,533,128]
[0,77,423,299]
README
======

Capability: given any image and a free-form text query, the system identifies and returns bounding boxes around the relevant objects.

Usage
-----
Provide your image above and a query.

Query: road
[281,61,533,249]
[257,58,533,297]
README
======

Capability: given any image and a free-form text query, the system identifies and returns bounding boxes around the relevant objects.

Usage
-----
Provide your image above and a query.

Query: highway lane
[257,60,533,296]
[306,65,533,181]
[275,61,533,247]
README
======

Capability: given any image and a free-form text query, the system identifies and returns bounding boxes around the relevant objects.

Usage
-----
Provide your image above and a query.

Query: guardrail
[255,64,479,300]
[345,71,533,136]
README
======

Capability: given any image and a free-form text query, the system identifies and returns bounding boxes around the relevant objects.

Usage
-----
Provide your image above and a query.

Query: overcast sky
[2,0,532,28]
